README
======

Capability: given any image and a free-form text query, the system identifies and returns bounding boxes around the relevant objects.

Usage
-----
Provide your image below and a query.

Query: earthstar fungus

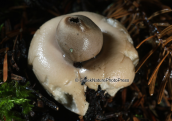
[28,12,139,116]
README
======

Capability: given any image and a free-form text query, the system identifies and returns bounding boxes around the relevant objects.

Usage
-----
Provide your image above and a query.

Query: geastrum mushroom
[28,12,139,116]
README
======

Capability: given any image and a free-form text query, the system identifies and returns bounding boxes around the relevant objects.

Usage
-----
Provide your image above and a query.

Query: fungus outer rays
[28,12,139,116]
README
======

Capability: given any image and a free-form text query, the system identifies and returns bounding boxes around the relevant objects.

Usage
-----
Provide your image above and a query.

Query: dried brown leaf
[11,74,25,81]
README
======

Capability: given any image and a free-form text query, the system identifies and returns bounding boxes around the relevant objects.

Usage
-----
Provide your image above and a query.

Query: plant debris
[1,0,172,121]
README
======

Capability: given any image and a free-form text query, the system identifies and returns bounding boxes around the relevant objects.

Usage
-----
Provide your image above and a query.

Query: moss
[0,80,34,121]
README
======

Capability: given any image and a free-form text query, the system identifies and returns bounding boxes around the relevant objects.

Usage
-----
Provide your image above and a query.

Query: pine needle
[159,25,172,38]
[3,50,8,82]
[148,51,169,85]
[135,43,160,73]
[157,68,169,104]
[148,9,172,20]
[149,68,159,96]
[162,36,172,47]
[136,35,156,49]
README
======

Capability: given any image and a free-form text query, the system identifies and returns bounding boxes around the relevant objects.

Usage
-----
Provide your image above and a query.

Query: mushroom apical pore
[28,12,139,116]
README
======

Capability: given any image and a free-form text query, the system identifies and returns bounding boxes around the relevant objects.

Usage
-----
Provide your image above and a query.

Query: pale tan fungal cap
[28,12,139,116]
